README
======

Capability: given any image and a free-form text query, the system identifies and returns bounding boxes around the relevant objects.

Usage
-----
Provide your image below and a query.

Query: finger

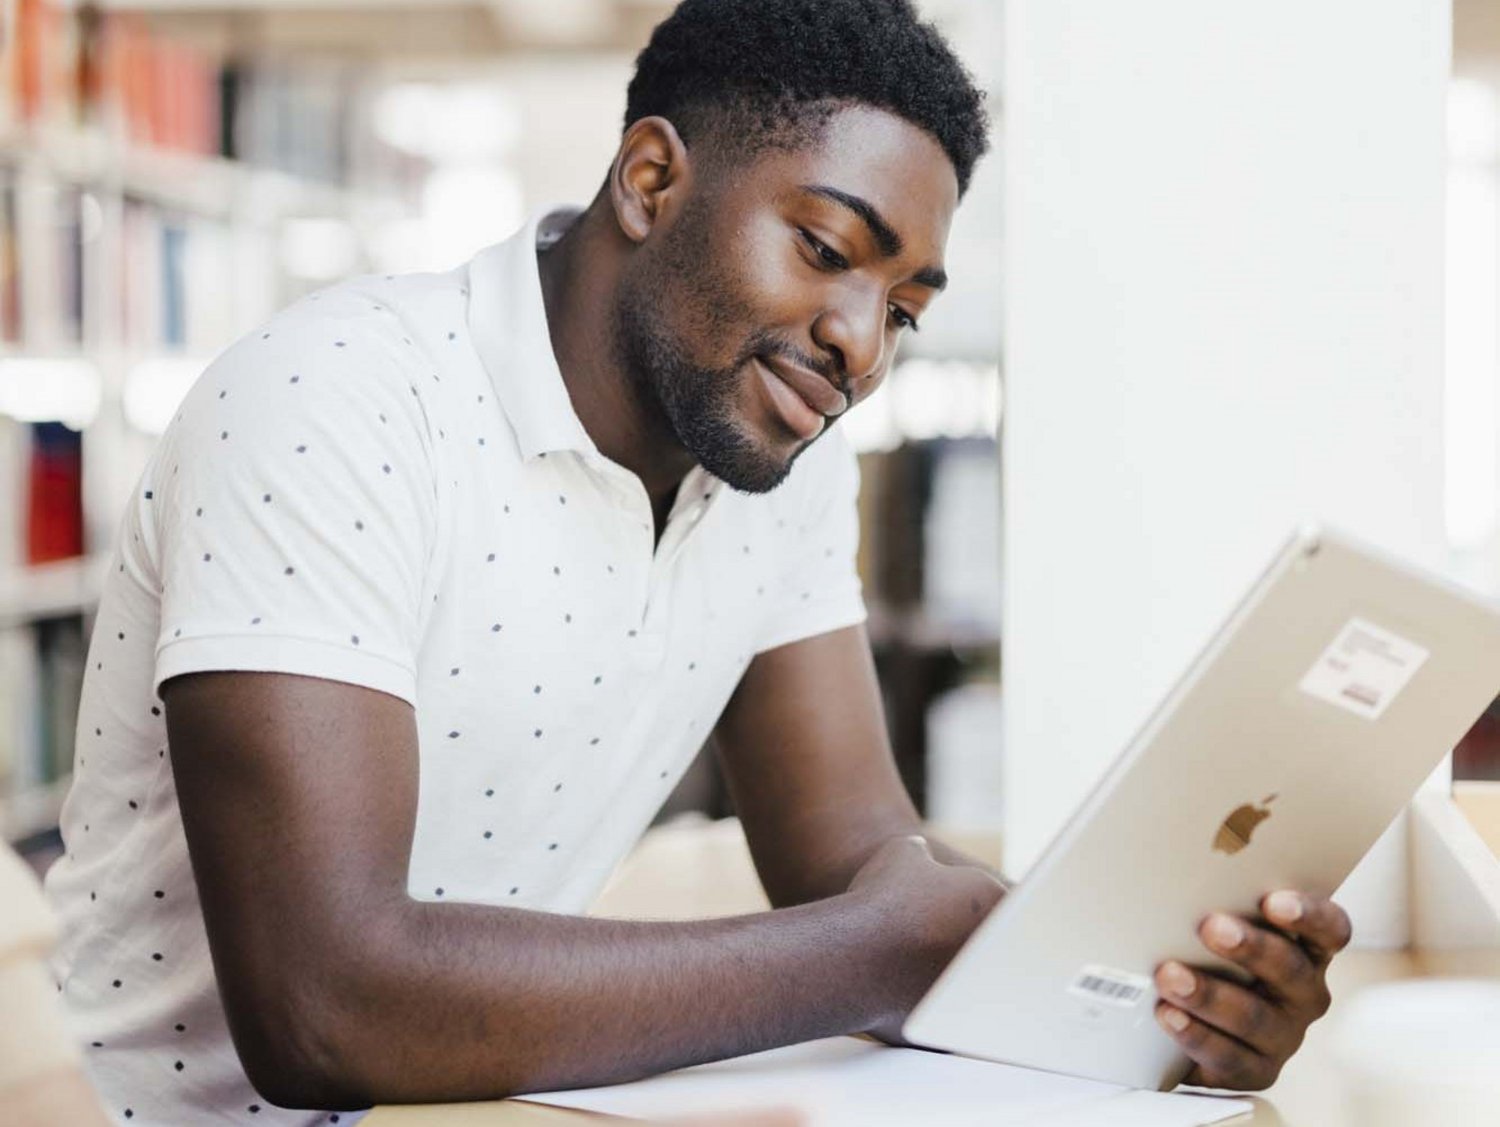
[1197,913,1328,1015]
[1153,960,1289,1058]
[1155,1003,1279,1091]
[1261,891,1353,963]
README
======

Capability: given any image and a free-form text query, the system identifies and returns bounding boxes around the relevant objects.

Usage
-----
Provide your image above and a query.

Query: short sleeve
[754,428,868,654]
[149,298,439,707]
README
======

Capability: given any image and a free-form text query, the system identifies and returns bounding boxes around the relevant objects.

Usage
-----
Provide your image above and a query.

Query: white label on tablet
[1298,617,1429,721]
[1068,965,1152,1008]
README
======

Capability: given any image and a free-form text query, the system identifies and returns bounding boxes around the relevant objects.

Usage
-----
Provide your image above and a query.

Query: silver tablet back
[904,526,1500,1089]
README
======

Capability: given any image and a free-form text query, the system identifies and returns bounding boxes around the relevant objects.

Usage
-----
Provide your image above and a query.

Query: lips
[759,355,849,419]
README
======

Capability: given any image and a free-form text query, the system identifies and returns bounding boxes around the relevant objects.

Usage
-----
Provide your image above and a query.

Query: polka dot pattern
[47,214,866,1125]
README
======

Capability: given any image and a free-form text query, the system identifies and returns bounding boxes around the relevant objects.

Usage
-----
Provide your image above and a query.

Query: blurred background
[2,0,1499,868]
[0,0,1002,864]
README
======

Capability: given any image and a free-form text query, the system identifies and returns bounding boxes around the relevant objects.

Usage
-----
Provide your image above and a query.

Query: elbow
[227,992,375,1111]
[219,949,391,1111]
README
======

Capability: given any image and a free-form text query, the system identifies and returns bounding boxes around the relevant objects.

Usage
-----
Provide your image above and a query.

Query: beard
[612,283,828,496]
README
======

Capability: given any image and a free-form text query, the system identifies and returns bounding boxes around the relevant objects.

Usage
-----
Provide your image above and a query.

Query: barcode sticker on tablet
[1298,617,1429,721]
[1068,965,1153,1008]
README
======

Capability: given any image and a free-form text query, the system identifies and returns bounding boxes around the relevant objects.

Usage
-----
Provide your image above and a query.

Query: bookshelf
[0,1,406,849]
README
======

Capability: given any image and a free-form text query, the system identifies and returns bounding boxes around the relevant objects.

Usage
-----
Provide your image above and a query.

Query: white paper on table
[523,1037,1254,1126]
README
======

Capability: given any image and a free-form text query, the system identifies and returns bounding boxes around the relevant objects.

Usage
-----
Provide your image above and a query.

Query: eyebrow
[800,184,948,291]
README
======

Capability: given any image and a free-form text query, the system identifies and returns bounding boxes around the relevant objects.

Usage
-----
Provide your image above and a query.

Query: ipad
[903,525,1500,1090]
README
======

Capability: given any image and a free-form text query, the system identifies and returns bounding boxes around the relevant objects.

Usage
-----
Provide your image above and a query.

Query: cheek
[733,212,816,324]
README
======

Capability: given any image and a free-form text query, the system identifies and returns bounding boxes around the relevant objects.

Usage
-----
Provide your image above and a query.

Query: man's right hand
[847,834,1008,1043]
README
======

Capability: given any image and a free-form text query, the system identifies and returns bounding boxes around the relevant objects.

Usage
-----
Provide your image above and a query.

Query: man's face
[613,104,959,493]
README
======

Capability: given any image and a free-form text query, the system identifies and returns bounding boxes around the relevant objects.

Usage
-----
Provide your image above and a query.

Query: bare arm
[163,670,993,1111]
[714,624,1004,907]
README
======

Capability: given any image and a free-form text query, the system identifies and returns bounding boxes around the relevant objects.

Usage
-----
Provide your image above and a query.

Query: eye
[798,228,849,271]
[888,304,920,332]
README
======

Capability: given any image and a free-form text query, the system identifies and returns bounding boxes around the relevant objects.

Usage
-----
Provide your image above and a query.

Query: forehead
[725,104,959,253]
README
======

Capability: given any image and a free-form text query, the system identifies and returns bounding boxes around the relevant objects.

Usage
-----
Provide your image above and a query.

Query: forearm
[257,889,892,1108]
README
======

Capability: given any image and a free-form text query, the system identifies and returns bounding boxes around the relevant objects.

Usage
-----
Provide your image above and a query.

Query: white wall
[1002,0,1452,947]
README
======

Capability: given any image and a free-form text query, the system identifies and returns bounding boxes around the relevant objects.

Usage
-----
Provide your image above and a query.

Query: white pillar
[1002,0,1452,948]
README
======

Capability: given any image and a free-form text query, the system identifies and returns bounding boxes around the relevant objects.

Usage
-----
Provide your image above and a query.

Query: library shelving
[1,0,408,850]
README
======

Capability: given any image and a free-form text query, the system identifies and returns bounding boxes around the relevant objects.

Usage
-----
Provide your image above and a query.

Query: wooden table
[368,819,1500,1127]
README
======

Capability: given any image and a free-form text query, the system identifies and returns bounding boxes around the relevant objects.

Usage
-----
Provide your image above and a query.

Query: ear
[609,116,692,245]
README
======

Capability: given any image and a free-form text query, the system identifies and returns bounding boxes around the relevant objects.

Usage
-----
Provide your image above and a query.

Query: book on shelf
[1,414,85,839]
[0,1,372,187]
[24,419,82,564]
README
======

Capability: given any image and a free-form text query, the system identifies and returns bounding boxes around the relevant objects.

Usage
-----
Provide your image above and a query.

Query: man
[45,1,1351,1122]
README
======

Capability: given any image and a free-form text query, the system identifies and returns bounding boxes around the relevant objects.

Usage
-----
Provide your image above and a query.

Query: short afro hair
[624,0,989,196]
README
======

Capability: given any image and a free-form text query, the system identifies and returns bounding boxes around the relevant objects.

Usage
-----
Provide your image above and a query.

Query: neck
[536,202,696,514]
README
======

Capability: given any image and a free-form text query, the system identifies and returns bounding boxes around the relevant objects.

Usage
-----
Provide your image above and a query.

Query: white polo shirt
[43,208,867,1125]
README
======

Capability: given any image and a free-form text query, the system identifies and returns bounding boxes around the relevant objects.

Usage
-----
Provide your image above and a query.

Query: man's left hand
[1152,890,1353,1091]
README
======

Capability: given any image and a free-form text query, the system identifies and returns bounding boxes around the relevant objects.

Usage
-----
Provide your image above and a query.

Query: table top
[367,818,1500,1127]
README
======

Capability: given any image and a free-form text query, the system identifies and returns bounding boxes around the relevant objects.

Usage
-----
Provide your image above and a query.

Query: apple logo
[1213,794,1278,855]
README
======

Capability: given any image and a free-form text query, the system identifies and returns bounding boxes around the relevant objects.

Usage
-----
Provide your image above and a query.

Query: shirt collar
[467,206,597,462]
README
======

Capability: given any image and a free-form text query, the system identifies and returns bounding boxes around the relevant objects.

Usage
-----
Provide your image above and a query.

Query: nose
[811,284,888,385]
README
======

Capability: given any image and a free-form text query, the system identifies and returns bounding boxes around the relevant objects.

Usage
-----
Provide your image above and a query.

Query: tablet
[903,525,1500,1090]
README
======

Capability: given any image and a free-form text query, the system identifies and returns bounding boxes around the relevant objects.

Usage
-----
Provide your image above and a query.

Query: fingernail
[1267,890,1303,922]
[1160,1007,1190,1033]
[1160,962,1195,999]
[1207,914,1244,949]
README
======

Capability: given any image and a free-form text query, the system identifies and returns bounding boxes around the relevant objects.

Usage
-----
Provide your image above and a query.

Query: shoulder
[167,275,450,452]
